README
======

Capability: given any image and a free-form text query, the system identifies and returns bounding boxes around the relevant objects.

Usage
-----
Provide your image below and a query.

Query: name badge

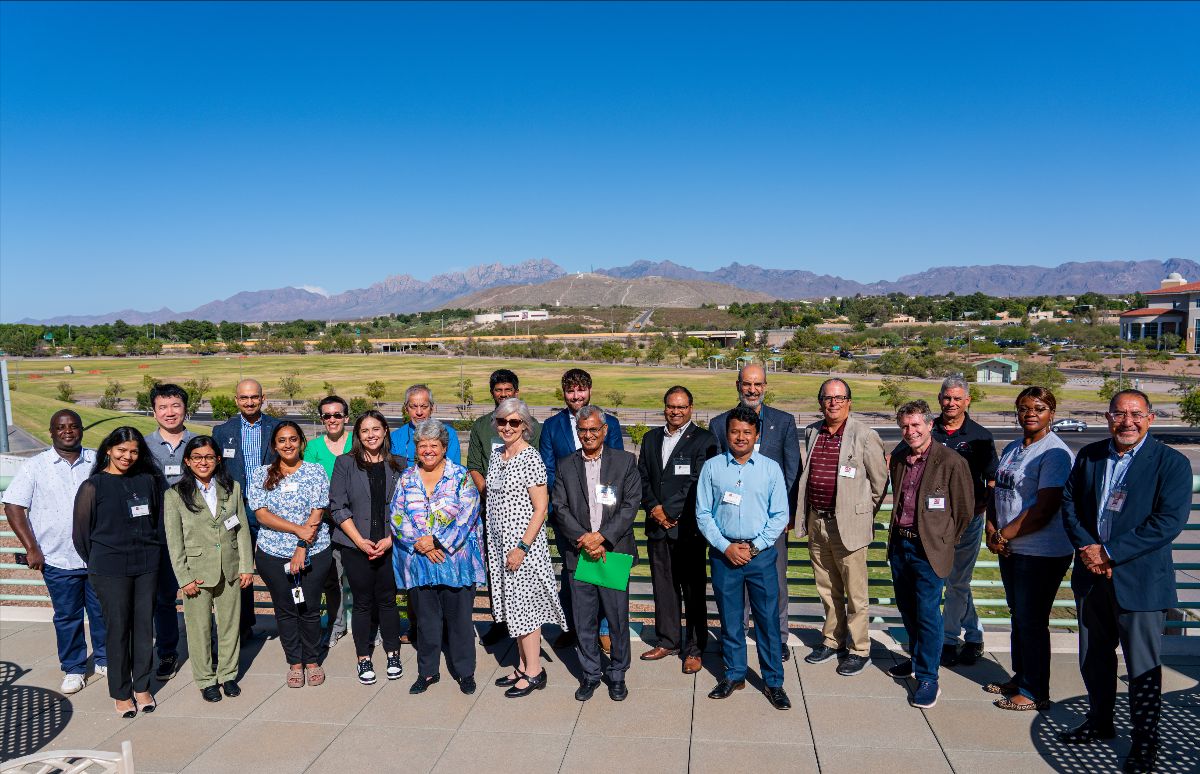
[281,481,300,493]
[1106,490,1127,513]
[223,515,239,531]
[722,491,742,506]
[291,586,305,604]
[491,439,504,454]
[596,484,617,507]
[674,463,691,476]
[223,447,236,458]
[165,464,182,477]
[838,465,857,479]
[130,503,150,518]
[927,497,946,510]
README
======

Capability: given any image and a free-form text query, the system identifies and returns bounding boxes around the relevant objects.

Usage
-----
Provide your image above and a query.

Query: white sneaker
[94,665,108,678]
[61,673,86,694]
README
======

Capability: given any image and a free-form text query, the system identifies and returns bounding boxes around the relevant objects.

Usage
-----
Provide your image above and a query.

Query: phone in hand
[14,553,28,566]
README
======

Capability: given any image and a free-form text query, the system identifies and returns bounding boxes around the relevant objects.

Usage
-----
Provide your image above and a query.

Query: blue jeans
[710,545,784,687]
[890,535,945,684]
[153,547,180,659]
[942,514,985,645]
[42,564,107,674]
[999,552,1072,702]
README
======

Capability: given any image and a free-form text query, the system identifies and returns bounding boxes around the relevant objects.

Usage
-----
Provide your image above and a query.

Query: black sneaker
[804,645,840,664]
[940,644,959,667]
[958,642,983,665]
[386,652,403,680]
[888,660,914,679]
[357,659,377,685]
[155,654,179,681]
[836,654,870,676]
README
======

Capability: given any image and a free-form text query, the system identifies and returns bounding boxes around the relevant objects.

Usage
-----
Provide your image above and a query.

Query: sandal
[287,666,305,688]
[306,665,326,686]
[982,680,1018,695]
[994,696,1050,711]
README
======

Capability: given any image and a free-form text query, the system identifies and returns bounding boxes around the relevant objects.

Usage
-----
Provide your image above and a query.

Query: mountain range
[16,257,1197,325]
[445,273,774,310]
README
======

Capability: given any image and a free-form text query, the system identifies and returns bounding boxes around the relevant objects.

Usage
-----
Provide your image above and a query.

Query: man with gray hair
[886,400,975,709]
[931,375,999,666]
[391,384,462,464]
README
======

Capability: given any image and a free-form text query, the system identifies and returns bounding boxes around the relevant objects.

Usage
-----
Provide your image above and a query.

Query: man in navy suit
[710,364,801,655]
[539,368,623,650]
[1059,390,1190,774]
[211,378,281,638]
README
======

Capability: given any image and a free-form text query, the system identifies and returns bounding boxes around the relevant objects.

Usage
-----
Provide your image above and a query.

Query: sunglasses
[496,418,523,428]
[321,412,346,420]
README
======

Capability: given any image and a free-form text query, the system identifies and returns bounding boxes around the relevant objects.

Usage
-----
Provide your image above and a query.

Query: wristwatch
[517,540,531,553]
[748,544,760,558]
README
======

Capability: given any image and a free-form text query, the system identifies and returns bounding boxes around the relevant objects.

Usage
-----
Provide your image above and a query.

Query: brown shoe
[683,656,702,674]
[640,647,678,661]
[598,634,612,656]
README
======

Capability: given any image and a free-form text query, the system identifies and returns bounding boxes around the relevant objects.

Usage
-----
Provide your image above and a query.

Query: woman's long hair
[174,435,234,513]
[262,420,307,490]
[350,409,404,472]
[91,426,157,478]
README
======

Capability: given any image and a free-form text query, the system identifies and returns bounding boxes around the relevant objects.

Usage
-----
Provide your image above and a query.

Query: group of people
[3,363,1187,773]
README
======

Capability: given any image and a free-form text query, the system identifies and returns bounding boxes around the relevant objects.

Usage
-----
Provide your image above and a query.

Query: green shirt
[466,409,541,477]
[303,433,353,479]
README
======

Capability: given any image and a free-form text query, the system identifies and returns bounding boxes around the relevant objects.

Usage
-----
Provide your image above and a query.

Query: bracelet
[517,540,530,552]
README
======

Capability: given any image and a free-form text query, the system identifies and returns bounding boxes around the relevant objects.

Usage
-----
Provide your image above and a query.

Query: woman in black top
[72,427,163,718]
[329,410,407,685]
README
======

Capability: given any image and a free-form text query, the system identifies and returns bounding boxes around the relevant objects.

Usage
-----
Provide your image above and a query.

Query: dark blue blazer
[538,408,623,501]
[711,404,801,510]
[1061,435,1190,611]
[211,414,282,500]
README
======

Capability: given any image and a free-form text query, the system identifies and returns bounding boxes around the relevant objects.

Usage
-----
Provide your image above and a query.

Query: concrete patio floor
[2,613,1197,774]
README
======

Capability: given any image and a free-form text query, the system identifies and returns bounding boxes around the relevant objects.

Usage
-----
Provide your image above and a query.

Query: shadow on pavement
[0,661,73,761]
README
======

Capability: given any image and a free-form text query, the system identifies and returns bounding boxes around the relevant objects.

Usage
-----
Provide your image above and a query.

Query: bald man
[709,364,801,656]
[212,378,281,637]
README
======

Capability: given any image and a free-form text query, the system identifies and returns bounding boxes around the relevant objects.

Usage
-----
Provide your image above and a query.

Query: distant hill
[441,273,774,309]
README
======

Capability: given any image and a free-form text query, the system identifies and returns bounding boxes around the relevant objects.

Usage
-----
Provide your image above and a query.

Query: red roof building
[1121,273,1196,351]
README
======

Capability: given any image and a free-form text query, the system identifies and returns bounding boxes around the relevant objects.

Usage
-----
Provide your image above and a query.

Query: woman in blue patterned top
[393,419,484,695]
[247,420,331,689]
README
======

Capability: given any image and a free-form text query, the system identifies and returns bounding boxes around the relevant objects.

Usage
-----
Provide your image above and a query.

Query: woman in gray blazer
[329,410,407,686]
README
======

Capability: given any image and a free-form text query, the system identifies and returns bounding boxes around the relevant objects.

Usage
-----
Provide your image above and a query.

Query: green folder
[574,551,634,591]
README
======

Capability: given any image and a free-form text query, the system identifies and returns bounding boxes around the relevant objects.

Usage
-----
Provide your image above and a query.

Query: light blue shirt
[1097,436,1147,544]
[390,422,462,466]
[240,414,264,480]
[695,451,789,553]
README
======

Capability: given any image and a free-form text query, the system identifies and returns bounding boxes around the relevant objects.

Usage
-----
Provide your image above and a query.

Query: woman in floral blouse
[392,419,484,695]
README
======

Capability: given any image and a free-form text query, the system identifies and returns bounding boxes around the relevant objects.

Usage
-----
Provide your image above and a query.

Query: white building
[500,309,549,322]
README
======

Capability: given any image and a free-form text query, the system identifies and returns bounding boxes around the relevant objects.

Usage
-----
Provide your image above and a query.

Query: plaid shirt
[240,414,265,479]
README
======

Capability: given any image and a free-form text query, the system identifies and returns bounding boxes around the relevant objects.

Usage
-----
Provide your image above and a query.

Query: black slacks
[568,571,630,683]
[410,585,476,679]
[647,534,709,657]
[90,571,158,700]
[256,548,333,664]
[337,545,402,657]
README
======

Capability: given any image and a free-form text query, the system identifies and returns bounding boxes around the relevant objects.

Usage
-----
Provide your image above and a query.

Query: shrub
[209,394,237,420]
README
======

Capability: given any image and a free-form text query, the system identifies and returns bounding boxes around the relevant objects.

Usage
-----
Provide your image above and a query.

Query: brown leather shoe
[598,634,612,656]
[640,647,679,661]
[683,656,702,674]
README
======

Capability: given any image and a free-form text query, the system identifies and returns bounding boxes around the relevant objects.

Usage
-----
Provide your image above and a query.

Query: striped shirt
[240,414,265,480]
[805,423,844,511]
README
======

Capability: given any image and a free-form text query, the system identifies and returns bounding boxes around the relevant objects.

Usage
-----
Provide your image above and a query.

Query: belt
[812,508,836,520]
[895,526,919,541]
[728,539,753,545]
[726,538,761,557]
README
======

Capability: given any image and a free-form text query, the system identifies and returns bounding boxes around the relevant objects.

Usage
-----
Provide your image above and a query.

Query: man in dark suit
[709,364,800,655]
[637,385,718,674]
[551,405,641,702]
[211,378,281,638]
[539,368,623,650]
[1059,390,1191,774]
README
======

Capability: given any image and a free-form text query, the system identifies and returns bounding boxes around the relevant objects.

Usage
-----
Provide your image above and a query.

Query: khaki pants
[808,516,870,657]
[182,576,242,687]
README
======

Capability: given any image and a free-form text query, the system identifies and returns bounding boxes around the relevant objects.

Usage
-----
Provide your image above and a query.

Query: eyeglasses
[406,404,432,412]
[577,426,606,436]
[495,418,523,428]
[1108,411,1152,422]
[320,412,346,420]
[188,455,218,463]
[818,395,849,405]
[1016,406,1050,415]
[236,395,262,402]
[664,405,691,411]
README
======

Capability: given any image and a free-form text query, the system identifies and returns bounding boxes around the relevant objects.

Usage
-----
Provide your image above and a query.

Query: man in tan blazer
[795,378,888,676]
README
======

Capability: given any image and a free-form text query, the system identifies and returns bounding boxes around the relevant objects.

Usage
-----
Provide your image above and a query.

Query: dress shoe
[553,631,577,649]
[409,674,440,694]
[958,642,983,665]
[764,686,791,710]
[888,660,914,679]
[608,680,628,701]
[1122,741,1158,773]
[781,648,791,662]
[155,654,179,681]
[682,656,703,674]
[1057,720,1116,745]
[598,634,612,656]
[575,679,601,701]
[221,681,241,698]
[457,675,476,695]
[940,644,959,667]
[804,645,840,664]
[707,679,745,699]
[504,669,547,698]
[494,670,525,687]
[640,646,678,661]
[201,685,223,703]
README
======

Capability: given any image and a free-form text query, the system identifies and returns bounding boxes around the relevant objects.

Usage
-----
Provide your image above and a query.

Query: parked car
[1052,418,1088,433]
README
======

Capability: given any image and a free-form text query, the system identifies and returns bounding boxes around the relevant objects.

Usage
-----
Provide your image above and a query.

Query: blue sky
[1,1,1197,321]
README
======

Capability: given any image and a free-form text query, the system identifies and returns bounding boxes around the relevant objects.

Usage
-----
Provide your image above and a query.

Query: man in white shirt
[3,410,106,694]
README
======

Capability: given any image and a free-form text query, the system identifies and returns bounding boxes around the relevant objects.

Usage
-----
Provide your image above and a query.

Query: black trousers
[999,552,1072,702]
[410,585,476,679]
[647,534,709,657]
[1078,576,1166,745]
[337,545,402,657]
[90,571,158,700]
[568,572,630,683]
[256,548,333,664]
[240,525,259,634]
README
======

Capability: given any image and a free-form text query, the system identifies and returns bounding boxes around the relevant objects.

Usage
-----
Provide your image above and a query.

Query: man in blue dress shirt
[696,405,791,710]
